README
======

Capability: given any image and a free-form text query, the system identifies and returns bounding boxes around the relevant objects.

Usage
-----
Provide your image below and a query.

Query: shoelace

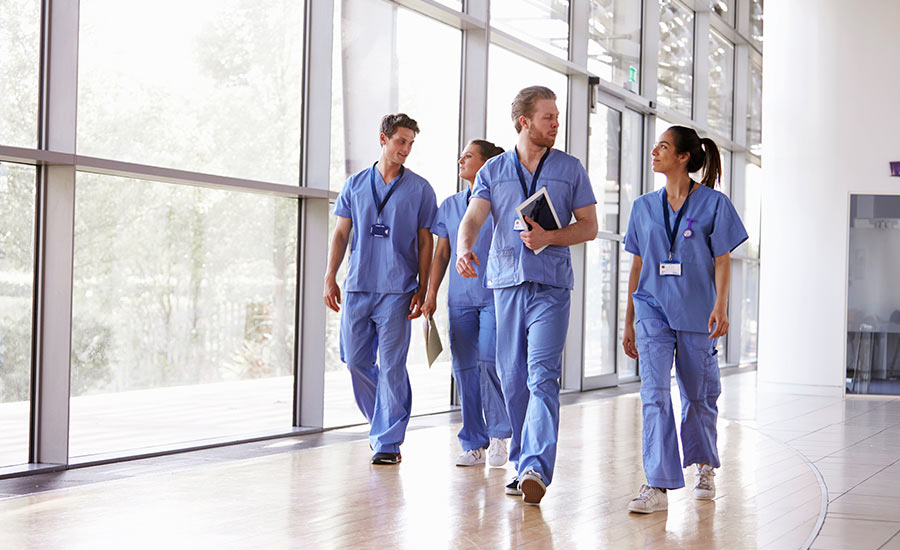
[696,468,715,490]
[635,485,657,502]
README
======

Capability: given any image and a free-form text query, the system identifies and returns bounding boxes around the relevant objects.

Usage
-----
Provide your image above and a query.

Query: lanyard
[369,163,405,221]
[514,147,551,199]
[465,187,471,205]
[661,181,694,260]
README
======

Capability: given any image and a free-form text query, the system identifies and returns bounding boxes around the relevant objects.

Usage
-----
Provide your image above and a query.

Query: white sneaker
[693,464,716,500]
[455,447,485,467]
[628,484,668,513]
[520,470,546,505]
[487,438,508,467]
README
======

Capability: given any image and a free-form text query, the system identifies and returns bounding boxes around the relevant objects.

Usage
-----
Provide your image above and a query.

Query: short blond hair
[511,86,557,132]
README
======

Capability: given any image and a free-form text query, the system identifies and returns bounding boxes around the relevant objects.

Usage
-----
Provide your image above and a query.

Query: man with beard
[455,86,598,504]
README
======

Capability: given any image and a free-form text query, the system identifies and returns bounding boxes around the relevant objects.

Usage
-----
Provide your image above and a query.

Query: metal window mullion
[32,0,80,466]
[562,0,590,391]
[459,0,489,179]
[732,43,749,148]
[295,0,335,429]
[692,9,710,126]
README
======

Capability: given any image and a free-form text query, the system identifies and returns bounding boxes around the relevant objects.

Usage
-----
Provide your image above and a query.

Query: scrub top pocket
[487,247,518,288]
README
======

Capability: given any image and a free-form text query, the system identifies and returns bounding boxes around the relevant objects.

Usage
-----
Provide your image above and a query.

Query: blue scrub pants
[494,282,570,485]
[341,291,414,454]
[635,317,722,489]
[448,304,512,451]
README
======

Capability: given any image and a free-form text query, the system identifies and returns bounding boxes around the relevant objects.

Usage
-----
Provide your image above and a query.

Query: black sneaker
[371,452,401,465]
[505,476,522,496]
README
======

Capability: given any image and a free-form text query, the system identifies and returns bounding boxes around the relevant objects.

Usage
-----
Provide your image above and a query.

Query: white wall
[758,0,900,395]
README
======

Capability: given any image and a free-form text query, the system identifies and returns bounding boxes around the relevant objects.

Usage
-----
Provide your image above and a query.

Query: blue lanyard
[514,147,551,199]
[661,181,694,260]
[369,163,405,220]
[465,187,471,205]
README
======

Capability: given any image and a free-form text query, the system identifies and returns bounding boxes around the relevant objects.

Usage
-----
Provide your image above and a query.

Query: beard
[527,126,557,148]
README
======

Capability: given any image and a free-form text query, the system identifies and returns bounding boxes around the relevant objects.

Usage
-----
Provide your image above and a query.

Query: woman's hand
[622,323,639,359]
[708,304,729,338]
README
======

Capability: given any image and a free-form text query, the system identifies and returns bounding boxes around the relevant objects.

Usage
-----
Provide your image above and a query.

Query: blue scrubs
[333,164,437,453]
[624,184,748,488]
[432,189,511,451]
[472,148,596,484]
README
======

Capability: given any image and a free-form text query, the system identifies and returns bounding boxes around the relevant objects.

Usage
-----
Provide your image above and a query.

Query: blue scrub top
[472,148,596,290]
[624,184,748,332]
[333,165,437,294]
[432,189,493,307]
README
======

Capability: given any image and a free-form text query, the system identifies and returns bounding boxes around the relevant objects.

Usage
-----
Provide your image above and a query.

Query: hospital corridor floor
[1,369,900,549]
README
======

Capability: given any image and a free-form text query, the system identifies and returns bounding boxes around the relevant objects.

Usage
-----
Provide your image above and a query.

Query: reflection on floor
[0,370,899,549]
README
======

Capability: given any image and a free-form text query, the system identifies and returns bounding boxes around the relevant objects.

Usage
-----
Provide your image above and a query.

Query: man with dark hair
[324,113,437,465]
[456,86,598,504]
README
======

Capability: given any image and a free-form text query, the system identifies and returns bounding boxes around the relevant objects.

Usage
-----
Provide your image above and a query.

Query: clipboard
[424,315,443,367]
[515,187,562,254]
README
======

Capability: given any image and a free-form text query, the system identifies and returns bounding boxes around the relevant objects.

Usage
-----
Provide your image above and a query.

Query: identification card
[513,218,525,231]
[659,261,682,276]
[370,223,390,238]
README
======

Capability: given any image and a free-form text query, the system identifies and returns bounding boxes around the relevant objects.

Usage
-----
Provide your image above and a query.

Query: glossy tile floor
[0,370,898,549]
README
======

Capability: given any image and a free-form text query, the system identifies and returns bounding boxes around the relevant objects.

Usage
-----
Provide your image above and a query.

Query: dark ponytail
[666,126,722,189]
[470,139,505,160]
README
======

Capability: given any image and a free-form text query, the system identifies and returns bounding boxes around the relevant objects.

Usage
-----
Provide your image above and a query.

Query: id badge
[370,223,390,238]
[513,218,525,231]
[659,261,682,276]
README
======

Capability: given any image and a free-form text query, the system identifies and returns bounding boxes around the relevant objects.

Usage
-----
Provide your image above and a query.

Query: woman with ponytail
[422,139,511,468]
[621,125,748,513]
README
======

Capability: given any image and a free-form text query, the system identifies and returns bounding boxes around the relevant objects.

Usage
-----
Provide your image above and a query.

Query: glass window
[749,0,764,51]
[77,0,304,185]
[719,149,731,195]
[325,2,462,428]
[707,31,734,139]
[617,243,637,378]
[589,103,622,232]
[491,0,570,60]
[487,45,569,152]
[846,195,900,395]
[618,109,643,234]
[653,117,676,191]
[739,262,759,363]
[657,0,694,117]
[747,61,762,155]
[584,239,618,377]
[587,0,642,92]
[739,161,761,258]
[0,162,35,466]
[69,173,298,458]
[709,0,734,26]
[0,0,40,148]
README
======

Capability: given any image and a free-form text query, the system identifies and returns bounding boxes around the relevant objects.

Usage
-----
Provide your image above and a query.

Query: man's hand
[708,303,729,338]
[520,216,552,251]
[408,288,427,319]
[421,292,437,319]
[324,275,341,313]
[456,251,480,279]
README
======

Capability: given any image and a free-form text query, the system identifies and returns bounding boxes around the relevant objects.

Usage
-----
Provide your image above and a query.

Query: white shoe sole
[627,502,668,513]
[694,489,715,500]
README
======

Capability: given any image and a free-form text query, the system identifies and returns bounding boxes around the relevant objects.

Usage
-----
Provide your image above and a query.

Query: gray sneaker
[693,464,716,500]
[628,484,668,513]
